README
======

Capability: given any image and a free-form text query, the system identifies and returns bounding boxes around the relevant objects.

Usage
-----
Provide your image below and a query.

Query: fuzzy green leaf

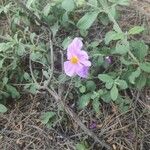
[128,26,144,35]
[140,62,150,73]
[105,31,124,45]
[135,74,147,90]
[117,80,128,89]
[0,104,7,113]
[62,0,75,11]
[86,81,96,91]
[88,0,97,6]
[92,98,100,113]
[40,112,56,125]
[6,85,20,98]
[76,143,87,150]
[110,84,118,101]
[114,40,129,54]
[98,74,113,83]
[129,67,141,84]
[130,41,148,61]
[78,93,91,109]
[77,11,99,30]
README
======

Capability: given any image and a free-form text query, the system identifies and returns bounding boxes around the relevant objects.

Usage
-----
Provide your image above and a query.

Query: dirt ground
[0,1,150,150]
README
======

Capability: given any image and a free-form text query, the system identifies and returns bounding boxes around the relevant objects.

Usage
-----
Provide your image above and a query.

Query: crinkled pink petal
[76,66,89,78]
[67,38,83,59]
[80,59,91,67]
[78,50,89,60]
[64,61,76,77]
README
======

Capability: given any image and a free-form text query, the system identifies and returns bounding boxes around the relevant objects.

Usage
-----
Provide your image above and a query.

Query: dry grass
[0,1,150,150]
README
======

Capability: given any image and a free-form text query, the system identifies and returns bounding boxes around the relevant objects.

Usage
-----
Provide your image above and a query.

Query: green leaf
[76,0,85,7]
[62,0,75,11]
[91,91,100,99]
[98,74,113,83]
[78,93,91,109]
[16,44,25,56]
[0,42,12,52]
[105,81,113,89]
[140,62,150,73]
[130,41,148,61]
[79,86,86,93]
[105,31,124,45]
[120,57,132,65]
[129,67,141,84]
[0,59,4,68]
[128,26,144,35]
[30,52,43,62]
[23,72,31,80]
[79,29,88,37]
[77,11,99,30]
[29,83,39,94]
[114,40,129,54]
[135,74,147,90]
[117,0,129,6]
[26,0,36,8]
[76,143,87,150]
[99,13,110,26]
[43,3,51,17]
[92,98,100,113]
[101,91,111,103]
[62,37,72,49]
[2,77,8,86]
[6,85,20,98]
[109,5,117,19]
[89,41,100,48]
[110,84,118,101]
[40,112,56,124]
[86,81,96,91]
[88,0,97,6]
[1,3,12,13]
[51,22,59,37]
[109,0,129,6]
[117,79,128,89]
[0,104,7,113]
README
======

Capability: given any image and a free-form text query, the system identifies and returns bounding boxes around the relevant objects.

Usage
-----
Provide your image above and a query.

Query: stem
[99,0,140,65]
[45,33,54,87]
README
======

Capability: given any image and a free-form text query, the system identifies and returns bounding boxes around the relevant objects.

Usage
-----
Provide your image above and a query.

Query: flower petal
[67,37,83,59]
[76,66,89,78]
[64,61,76,77]
[80,59,91,67]
[78,50,89,59]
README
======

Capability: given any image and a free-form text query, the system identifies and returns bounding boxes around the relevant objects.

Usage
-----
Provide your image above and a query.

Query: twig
[17,1,111,149]
[29,57,38,85]
[16,0,48,28]
[41,86,111,150]
[44,32,54,87]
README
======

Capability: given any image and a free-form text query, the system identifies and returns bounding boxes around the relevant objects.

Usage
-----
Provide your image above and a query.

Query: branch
[40,86,111,150]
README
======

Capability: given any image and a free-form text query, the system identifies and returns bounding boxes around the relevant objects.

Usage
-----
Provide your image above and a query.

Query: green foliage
[62,0,75,12]
[76,142,89,150]
[140,62,150,73]
[128,26,145,35]
[0,104,8,113]
[0,0,149,114]
[129,67,141,84]
[110,84,118,101]
[40,111,56,127]
[105,31,124,45]
[77,11,99,30]
[78,93,91,109]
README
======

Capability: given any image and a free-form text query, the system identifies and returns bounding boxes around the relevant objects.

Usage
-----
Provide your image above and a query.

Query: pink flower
[64,38,91,78]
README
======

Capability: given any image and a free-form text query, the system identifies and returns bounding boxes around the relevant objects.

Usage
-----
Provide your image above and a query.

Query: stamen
[70,56,79,64]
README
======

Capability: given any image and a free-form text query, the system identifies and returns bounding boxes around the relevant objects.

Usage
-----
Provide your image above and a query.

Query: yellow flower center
[70,56,79,64]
